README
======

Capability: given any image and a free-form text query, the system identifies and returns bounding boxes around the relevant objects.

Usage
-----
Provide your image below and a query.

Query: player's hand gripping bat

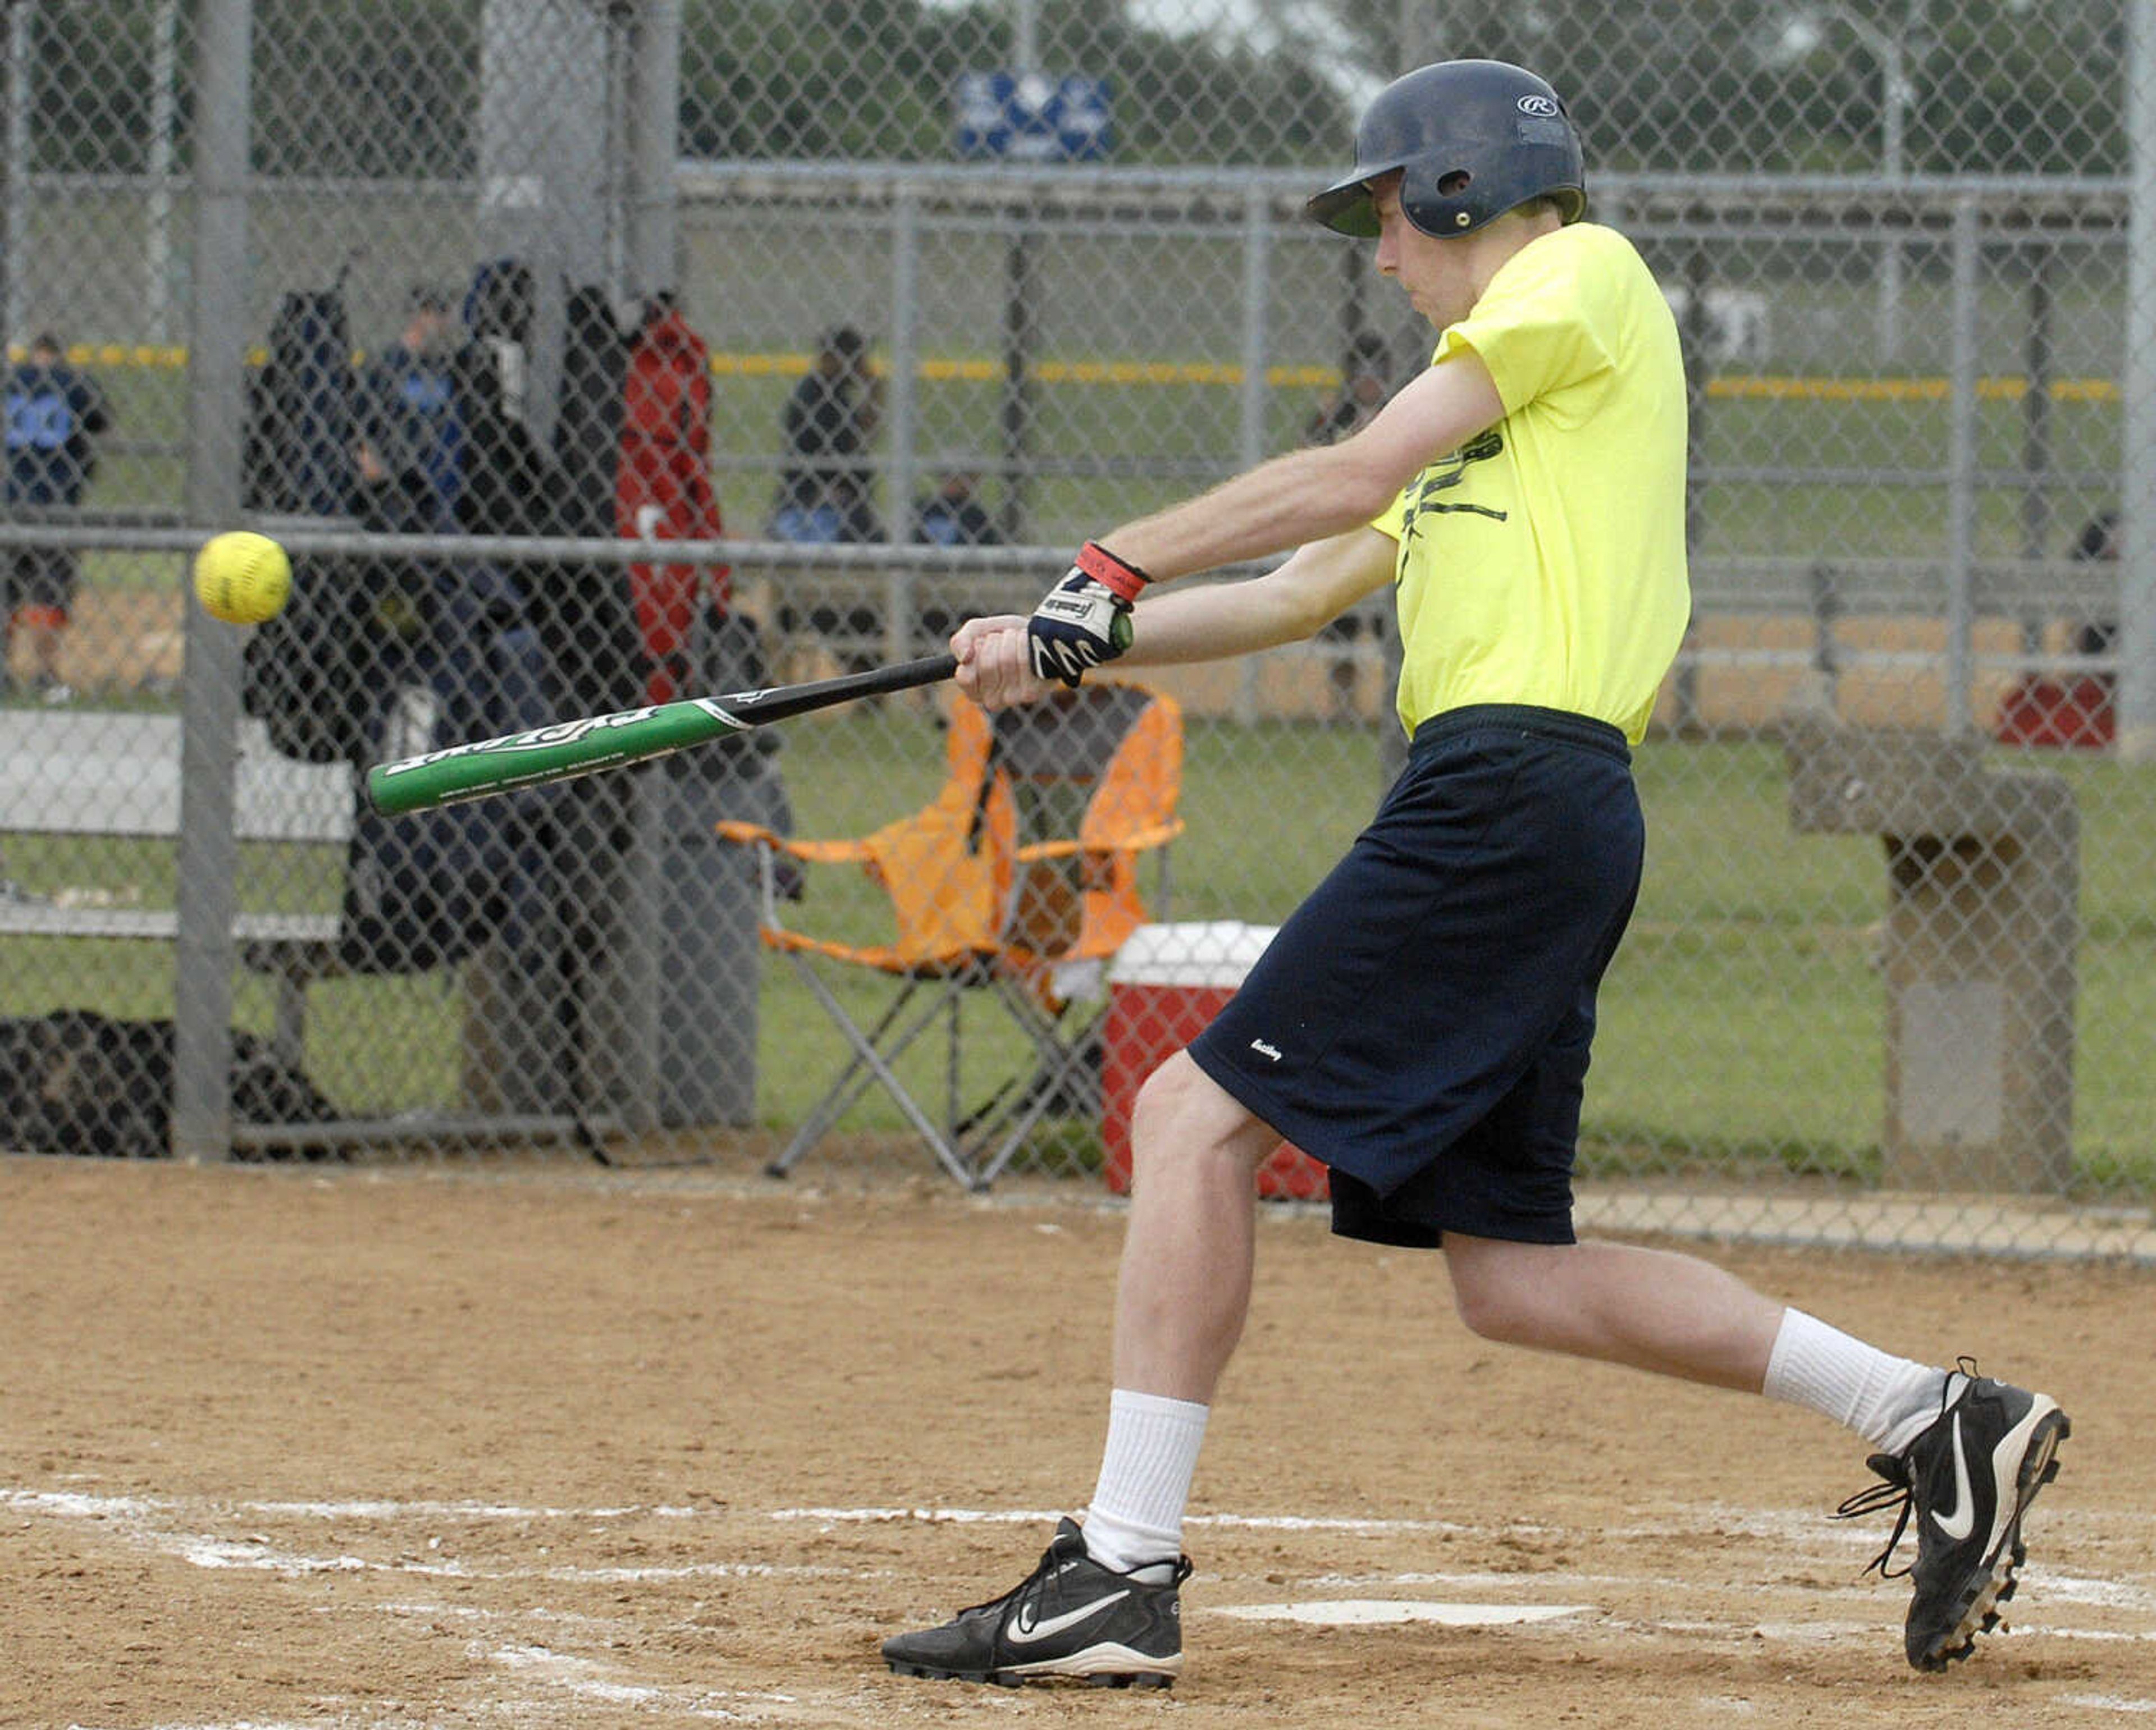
[365,653,958,816]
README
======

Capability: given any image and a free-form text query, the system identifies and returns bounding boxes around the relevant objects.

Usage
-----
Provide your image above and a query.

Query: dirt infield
[2,1154,2151,1729]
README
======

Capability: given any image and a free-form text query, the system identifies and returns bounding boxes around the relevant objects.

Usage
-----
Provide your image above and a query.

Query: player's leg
[1109,1050,1278,1401]
[19,605,68,698]
[1442,1232,2067,1670]
[3,553,23,695]
[881,1052,1275,1688]
[1441,1232,1784,1388]
[21,548,77,700]
[1440,1234,1979,1445]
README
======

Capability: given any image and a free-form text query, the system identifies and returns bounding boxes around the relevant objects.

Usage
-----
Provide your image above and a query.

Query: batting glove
[1027,542,1148,687]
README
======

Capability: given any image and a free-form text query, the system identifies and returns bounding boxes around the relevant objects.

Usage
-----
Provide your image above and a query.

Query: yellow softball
[193,530,291,626]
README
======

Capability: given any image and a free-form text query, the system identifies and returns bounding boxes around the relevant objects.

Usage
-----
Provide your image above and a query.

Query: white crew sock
[1082,1389,1209,1579]
[1762,1308,1950,1454]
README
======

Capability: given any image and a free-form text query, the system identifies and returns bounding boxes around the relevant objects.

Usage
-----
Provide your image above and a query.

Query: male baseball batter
[882,59,2068,1689]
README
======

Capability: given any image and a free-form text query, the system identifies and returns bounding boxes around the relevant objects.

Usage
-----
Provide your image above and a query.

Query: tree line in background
[14,0,2128,178]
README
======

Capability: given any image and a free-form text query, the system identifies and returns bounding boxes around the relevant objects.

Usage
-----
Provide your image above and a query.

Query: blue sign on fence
[954,71,1111,163]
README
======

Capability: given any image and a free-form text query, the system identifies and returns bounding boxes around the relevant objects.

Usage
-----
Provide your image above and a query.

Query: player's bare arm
[1017,357,1501,689]
[1126,527,1399,658]
[1103,356,1505,584]
[955,527,1396,711]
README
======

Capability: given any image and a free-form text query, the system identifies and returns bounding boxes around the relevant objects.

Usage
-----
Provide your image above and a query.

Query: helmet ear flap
[1398,159,1479,236]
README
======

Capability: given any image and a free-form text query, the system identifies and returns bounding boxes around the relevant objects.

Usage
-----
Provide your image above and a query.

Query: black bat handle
[725,652,959,724]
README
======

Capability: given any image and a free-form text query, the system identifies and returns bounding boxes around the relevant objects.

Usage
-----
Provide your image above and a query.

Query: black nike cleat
[1836,1362,2070,1671]
[881,1517,1192,1688]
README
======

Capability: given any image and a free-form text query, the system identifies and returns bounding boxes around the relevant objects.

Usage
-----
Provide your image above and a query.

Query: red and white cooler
[1100,921,1330,1201]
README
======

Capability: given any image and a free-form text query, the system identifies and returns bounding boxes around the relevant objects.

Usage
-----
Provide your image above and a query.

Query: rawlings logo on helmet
[1516,94,1561,117]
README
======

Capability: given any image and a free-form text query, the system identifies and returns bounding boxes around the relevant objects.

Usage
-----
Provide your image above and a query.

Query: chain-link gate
[1,0,2149,1258]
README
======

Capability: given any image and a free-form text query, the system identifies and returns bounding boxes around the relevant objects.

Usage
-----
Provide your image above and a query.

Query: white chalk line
[15,1486,2139,1549]
[64,1721,381,1730]
[15,1486,2146,1599]
[17,1481,2153,1728]
[1217,1599,1596,1628]
[483,1641,793,1723]
[4,1488,861,1587]
[769,1503,1483,1534]
[6,1489,700,1523]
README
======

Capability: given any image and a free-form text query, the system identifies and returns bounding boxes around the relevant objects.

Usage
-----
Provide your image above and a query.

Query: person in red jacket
[616,292,727,704]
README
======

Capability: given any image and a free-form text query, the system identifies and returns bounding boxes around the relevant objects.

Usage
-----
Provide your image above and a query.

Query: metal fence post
[2018,237,2055,658]
[887,185,921,555]
[477,0,608,444]
[1234,179,1271,727]
[146,0,180,345]
[998,211,1036,545]
[625,0,680,299]
[171,0,254,1163]
[884,186,923,661]
[1944,193,1980,735]
[1675,240,1715,737]
[2,4,28,344]
[2119,0,2156,762]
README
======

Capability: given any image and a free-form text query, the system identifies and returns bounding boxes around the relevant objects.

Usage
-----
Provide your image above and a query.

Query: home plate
[1213,1600,1595,1628]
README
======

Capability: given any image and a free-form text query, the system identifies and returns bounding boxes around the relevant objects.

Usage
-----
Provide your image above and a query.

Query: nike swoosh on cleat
[1930,1413,1976,1543]
[1006,1590,1132,1646]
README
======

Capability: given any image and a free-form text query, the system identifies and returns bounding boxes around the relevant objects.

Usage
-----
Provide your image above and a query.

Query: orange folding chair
[718,682,1182,1187]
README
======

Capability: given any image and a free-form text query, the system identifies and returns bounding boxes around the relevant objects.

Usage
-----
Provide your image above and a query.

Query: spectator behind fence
[1991,507,2120,750]
[4,333,111,703]
[769,323,882,544]
[911,469,1001,549]
[769,324,883,668]
[353,285,463,536]
[1304,329,1394,446]
[1304,331,1395,720]
[2070,509,2119,658]
[242,283,355,519]
[618,291,729,705]
[548,281,648,718]
[910,469,999,655]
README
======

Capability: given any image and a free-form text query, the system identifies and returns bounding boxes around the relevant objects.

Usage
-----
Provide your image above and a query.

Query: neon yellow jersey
[1372,222,1689,744]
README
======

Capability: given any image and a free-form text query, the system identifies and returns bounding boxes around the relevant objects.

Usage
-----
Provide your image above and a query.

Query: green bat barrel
[366,698,743,815]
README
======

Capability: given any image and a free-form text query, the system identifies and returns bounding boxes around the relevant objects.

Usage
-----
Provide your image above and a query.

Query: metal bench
[2,709,645,1158]
[0,709,351,1072]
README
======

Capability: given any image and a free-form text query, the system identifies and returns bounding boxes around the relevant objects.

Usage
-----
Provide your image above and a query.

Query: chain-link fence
[2,0,2150,1258]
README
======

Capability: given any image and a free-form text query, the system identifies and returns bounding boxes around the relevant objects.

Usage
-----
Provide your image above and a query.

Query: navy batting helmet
[1306,60,1586,240]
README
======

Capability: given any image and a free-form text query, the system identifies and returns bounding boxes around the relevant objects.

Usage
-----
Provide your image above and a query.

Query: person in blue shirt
[5,333,111,702]
[353,287,462,535]
[769,324,882,544]
[908,469,1000,655]
[911,470,1000,550]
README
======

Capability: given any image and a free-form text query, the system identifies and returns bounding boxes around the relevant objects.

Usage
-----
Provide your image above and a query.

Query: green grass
[10,722,2152,1198]
[786,730,2156,1193]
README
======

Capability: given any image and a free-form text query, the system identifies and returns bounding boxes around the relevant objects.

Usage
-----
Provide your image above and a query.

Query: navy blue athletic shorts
[1185,703,1644,1249]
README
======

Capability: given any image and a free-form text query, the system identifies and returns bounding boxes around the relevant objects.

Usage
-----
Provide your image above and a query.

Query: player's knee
[1444,1243,1551,1344]
[1131,1050,1204,1135]
[1449,1280,1527,1343]
[1130,1051,1273,1179]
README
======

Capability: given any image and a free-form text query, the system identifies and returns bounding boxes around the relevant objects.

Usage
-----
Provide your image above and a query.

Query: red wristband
[1076,540,1150,604]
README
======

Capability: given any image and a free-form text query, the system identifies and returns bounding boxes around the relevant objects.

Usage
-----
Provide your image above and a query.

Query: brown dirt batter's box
[1,1155,2146,1728]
